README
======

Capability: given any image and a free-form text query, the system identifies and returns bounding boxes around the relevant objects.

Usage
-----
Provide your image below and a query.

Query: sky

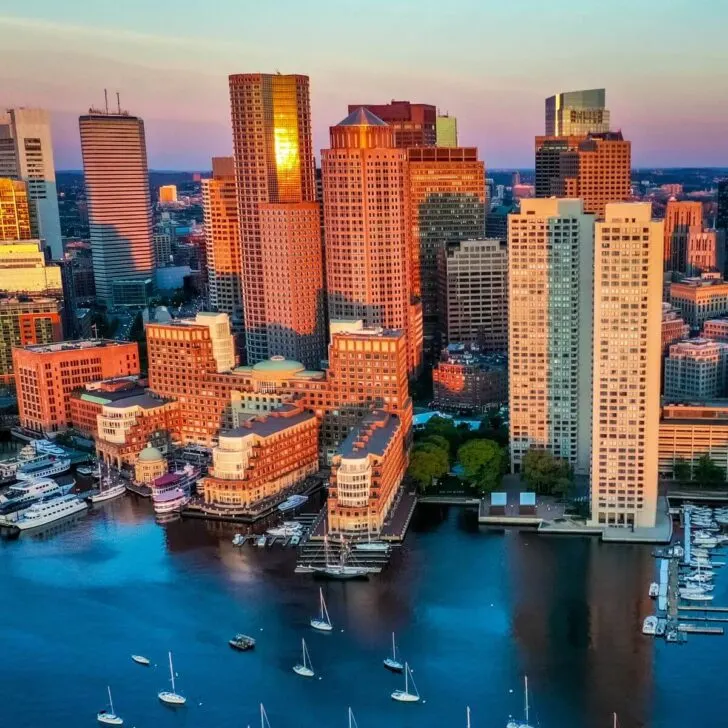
[1,0,727,170]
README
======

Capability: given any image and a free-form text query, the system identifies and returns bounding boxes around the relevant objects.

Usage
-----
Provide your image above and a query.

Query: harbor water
[0,498,724,728]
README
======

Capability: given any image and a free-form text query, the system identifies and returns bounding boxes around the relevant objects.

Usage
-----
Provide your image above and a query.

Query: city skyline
[1,1,727,169]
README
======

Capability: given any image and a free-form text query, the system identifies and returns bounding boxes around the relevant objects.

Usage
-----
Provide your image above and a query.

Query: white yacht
[278,494,308,512]
[158,651,186,705]
[267,524,303,538]
[506,676,535,728]
[310,587,333,632]
[383,632,404,672]
[391,662,420,703]
[680,589,714,601]
[293,638,315,678]
[15,495,88,530]
[16,455,71,481]
[151,468,198,515]
[0,478,62,509]
[642,616,658,635]
[648,582,659,598]
[97,686,123,725]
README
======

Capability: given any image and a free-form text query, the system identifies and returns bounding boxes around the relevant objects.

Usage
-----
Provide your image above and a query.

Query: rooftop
[104,393,170,410]
[339,410,400,460]
[337,107,388,127]
[19,339,133,354]
[223,404,316,439]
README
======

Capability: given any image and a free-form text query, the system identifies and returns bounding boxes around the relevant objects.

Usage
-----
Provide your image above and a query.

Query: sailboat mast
[169,651,175,692]
[524,676,530,723]
[405,662,409,694]
[613,712,617,728]
[392,631,396,660]
[107,686,114,715]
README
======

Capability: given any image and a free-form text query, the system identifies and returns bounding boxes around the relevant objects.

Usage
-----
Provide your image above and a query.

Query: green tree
[420,416,461,456]
[408,446,449,490]
[693,454,725,485]
[422,435,452,462]
[673,456,691,482]
[521,448,572,495]
[456,439,505,494]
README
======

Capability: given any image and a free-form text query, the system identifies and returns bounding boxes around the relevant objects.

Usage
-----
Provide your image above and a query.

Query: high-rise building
[0,178,31,240]
[406,147,486,349]
[716,180,728,231]
[436,114,458,147]
[348,100,436,148]
[79,109,154,306]
[687,229,724,276]
[0,240,62,293]
[0,108,63,258]
[670,272,728,330]
[0,297,63,388]
[438,238,508,351]
[153,231,172,267]
[545,88,610,137]
[535,132,631,218]
[202,157,243,334]
[591,203,662,529]
[322,108,422,374]
[663,200,702,272]
[158,185,178,204]
[664,338,728,402]
[508,199,595,475]
[228,73,320,363]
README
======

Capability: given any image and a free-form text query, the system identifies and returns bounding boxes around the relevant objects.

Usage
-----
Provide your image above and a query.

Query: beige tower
[591,203,662,529]
[508,198,595,475]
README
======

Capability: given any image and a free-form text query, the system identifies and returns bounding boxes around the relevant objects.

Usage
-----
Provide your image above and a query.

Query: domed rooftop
[138,444,164,462]
[252,356,305,375]
[337,107,388,127]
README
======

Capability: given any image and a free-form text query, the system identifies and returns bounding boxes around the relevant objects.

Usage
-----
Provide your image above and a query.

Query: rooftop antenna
[116,92,121,114]
[104,89,109,114]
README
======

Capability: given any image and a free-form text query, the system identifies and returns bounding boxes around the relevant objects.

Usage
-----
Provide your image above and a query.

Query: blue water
[0,498,721,727]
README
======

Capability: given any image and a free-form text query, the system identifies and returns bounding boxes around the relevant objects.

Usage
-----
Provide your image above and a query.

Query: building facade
[663,200,702,273]
[158,185,178,204]
[545,88,610,137]
[0,178,31,241]
[687,229,724,276]
[437,238,507,351]
[0,109,63,258]
[508,199,595,475]
[702,318,728,342]
[0,240,62,294]
[79,110,154,306]
[662,303,690,353]
[663,339,728,402]
[349,100,436,148]
[670,273,728,330]
[436,114,457,147]
[590,203,662,529]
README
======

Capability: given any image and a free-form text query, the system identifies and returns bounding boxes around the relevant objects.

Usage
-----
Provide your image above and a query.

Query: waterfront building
[702,318,728,342]
[228,73,319,363]
[153,231,172,267]
[0,240,61,293]
[663,200,702,273]
[158,185,178,204]
[535,132,631,218]
[202,157,243,334]
[328,409,405,536]
[0,178,31,241]
[0,297,62,388]
[662,303,690,353]
[545,88,610,137]
[436,114,457,147]
[508,199,595,475]
[79,109,154,306]
[686,229,724,277]
[200,403,318,510]
[13,340,140,434]
[432,345,507,414]
[663,339,728,402]
[134,444,167,484]
[659,402,728,479]
[591,203,662,529]
[437,238,507,351]
[0,108,63,258]
[406,146,486,350]
[322,108,422,374]
[68,377,142,437]
[670,272,728,330]
[348,100,436,148]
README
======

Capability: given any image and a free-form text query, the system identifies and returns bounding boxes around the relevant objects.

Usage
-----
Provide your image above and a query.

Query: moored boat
[15,494,88,530]
[131,654,150,666]
[278,494,308,512]
[229,633,256,651]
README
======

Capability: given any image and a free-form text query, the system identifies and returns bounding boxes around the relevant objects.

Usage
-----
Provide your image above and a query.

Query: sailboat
[260,704,272,728]
[314,536,369,580]
[97,686,123,725]
[158,651,186,705]
[348,707,358,728]
[506,675,535,728]
[391,661,420,702]
[90,462,126,503]
[383,632,403,672]
[354,515,390,552]
[310,587,333,631]
[293,638,315,677]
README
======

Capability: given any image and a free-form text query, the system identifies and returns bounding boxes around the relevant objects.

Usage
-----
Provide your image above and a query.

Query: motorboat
[283,521,303,529]
[151,468,197,514]
[655,620,666,637]
[232,533,245,546]
[383,632,404,672]
[642,616,658,635]
[131,655,150,666]
[278,494,308,513]
[158,651,186,705]
[391,662,420,703]
[648,582,659,598]
[310,587,333,632]
[256,535,267,547]
[680,590,714,601]
[229,634,256,651]
[97,686,123,725]
[152,487,190,514]
[0,478,64,511]
[15,495,88,530]
[506,675,535,728]
[16,455,71,481]
[266,525,303,537]
[354,538,390,553]
[293,638,315,678]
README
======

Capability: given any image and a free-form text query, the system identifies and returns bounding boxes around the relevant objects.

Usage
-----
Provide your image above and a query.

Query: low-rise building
[670,272,728,330]
[328,410,406,536]
[432,345,507,413]
[662,303,690,353]
[702,318,728,343]
[69,377,143,437]
[200,403,319,511]
[663,339,728,402]
[134,444,167,484]
[687,229,725,276]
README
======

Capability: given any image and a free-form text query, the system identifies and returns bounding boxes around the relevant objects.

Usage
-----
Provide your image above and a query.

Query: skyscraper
[436,114,458,147]
[508,199,595,475]
[545,88,610,137]
[535,132,631,218]
[348,100,436,148]
[717,180,728,232]
[79,109,154,306]
[322,107,422,374]
[228,73,322,364]
[406,146,486,349]
[663,200,702,273]
[0,108,63,258]
[0,178,31,241]
[202,157,243,334]
[591,203,662,529]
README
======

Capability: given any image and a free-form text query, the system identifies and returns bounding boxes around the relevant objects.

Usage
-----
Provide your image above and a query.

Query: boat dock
[677,623,725,635]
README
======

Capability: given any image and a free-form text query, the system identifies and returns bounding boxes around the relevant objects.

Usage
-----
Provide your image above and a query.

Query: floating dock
[678,623,724,635]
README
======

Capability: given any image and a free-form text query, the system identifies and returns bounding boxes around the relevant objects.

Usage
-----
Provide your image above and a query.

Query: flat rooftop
[104,392,171,410]
[339,410,400,459]
[20,339,133,353]
[224,404,316,438]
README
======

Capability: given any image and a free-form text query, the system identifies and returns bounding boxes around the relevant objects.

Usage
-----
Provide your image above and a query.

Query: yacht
[131,655,150,666]
[292,638,315,678]
[16,455,70,481]
[506,676,535,728]
[648,582,659,598]
[642,616,658,635]
[383,632,404,672]
[232,533,245,546]
[151,468,198,515]
[0,478,64,512]
[310,587,333,632]
[97,686,123,725]
[158,652,186,706]
[15,495,88,530]
[278,494,308,512]
[267,524,303,537]
[680,589,714,602]
[391,662,420,703]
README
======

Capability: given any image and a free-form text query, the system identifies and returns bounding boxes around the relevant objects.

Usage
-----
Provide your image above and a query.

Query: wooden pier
[678,623,725,635]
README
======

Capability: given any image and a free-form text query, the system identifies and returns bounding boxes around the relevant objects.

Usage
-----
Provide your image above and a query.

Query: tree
[408,446,449,490]
[457,439,506,494]
[673,456,691,483]
[521,448,572,495]
[419,416,462,457]
[693,454,725,486]
[422,435,452,462]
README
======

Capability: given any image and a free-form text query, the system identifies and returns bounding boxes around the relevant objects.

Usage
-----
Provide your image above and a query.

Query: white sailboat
[383,631,403,672]
[131,654,150,666]
[506,675,535,728]
[260,703,272,728]
[310,587,333,631]
[354,515,390,552]
[158,651,186,705]
[391,661,420,702]
[348,707,358,728]
[97,686,123,725]
[293,638,315,677]
[90,463,126,503]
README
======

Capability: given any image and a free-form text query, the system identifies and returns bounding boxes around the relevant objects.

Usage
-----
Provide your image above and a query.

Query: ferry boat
[278,494,308,513]
[0,478,65,512]
[14,494,88,530]
[150,466,198,514]
[16,455,71,481]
